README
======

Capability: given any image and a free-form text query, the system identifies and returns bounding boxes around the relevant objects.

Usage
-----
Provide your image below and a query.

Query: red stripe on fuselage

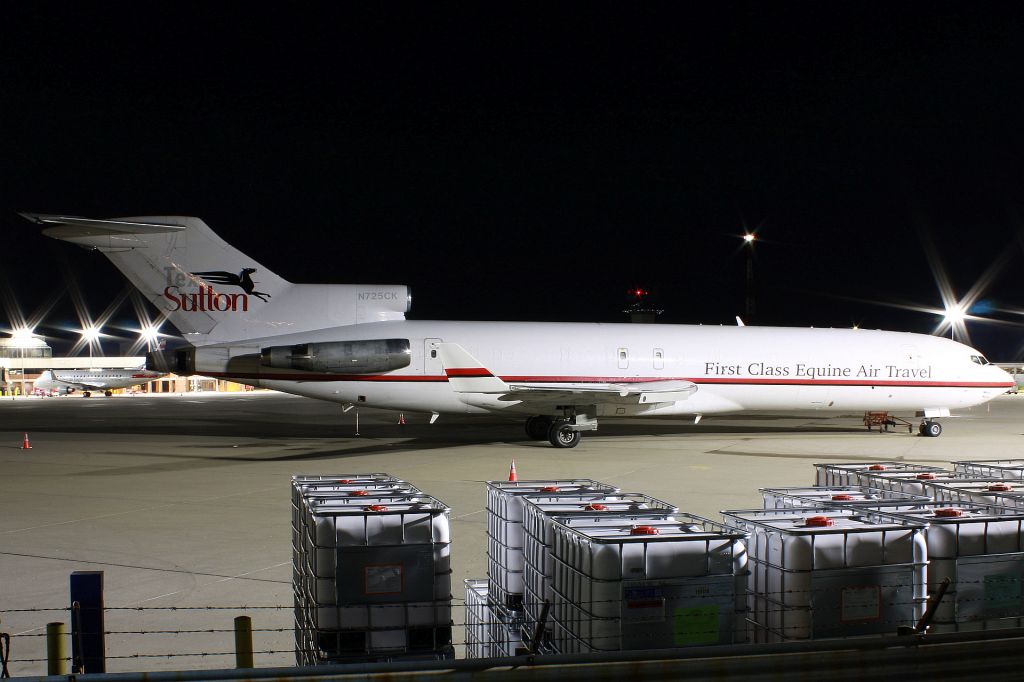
[445,368,494,377]
[199,371,1013,389]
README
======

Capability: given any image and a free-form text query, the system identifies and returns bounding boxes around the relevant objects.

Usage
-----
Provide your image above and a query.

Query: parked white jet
[22,213,1014,446]
[34,368,164,397]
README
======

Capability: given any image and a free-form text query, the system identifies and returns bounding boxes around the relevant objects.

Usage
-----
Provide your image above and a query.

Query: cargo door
[424,338,443,375]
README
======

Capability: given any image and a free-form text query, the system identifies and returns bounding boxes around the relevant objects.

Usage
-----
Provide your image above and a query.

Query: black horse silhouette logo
[190,268,272,302]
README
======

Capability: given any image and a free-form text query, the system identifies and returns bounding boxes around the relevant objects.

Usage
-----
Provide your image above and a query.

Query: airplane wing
[503,379,697,405]
[436,343,696,408]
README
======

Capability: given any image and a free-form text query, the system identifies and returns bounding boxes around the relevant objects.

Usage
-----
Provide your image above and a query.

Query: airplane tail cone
[508,459,517,482]
[21,432,32,449]
[398,413,406,426]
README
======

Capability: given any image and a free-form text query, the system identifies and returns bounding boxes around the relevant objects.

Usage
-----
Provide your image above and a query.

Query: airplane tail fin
[21,214,409,345]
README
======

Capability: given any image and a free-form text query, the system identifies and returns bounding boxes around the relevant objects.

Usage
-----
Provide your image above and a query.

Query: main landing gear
[919,421,943,438]
[524,414,592,448]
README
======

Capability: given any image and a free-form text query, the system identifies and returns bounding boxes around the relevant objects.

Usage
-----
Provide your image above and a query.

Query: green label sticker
[983,574,1022,611]
[673,606,720,645]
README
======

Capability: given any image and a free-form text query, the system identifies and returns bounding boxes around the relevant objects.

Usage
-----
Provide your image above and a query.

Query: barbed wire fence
[3,576,1023,674]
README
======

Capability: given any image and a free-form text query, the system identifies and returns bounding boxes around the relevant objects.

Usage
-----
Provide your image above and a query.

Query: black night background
[2,4,1023,359]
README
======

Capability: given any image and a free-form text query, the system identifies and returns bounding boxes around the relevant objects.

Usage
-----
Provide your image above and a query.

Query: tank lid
[989,483,1013,492]
[630,525,659,535]
[367,504,388,512]
[805,516,835,527]
[351,490,370,496]
[541,486,560,492]
[934,508,964,518]
[831,494,854,501]
[868,464,887,471]
[916,473,937,480]
[584,503,608,511]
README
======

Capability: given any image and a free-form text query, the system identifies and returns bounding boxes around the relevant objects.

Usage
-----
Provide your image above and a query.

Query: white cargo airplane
[21,213,1014,447]
[34,368,164,397]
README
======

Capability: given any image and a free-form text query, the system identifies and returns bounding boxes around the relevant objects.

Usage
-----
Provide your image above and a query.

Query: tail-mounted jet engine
[260,339,411,374]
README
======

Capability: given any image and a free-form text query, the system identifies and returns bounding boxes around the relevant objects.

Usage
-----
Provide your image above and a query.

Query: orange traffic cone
[398,413,406,425]
[21,432,32,449]
[508,459,517,482]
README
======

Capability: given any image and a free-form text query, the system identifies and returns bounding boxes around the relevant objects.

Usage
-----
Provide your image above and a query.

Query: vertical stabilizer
[21,214,408,344]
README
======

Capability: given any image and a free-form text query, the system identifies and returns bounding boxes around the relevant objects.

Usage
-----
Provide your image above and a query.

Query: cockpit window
[970,355,990,365]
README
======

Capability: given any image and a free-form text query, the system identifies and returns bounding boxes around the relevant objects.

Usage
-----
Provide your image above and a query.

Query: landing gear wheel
[83,391,91,398]
[920,421,942,437]
[548,421,581,448]
[104,390,113,397]
[525,416,552,440]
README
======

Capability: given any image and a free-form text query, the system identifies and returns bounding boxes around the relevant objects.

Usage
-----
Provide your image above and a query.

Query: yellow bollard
[46,622,66,675]
[233,616,254,669]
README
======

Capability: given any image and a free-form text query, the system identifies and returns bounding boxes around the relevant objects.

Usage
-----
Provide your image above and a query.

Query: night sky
[3,5,1023,359]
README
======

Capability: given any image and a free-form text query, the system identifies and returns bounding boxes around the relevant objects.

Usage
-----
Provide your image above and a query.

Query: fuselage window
[617,348,628,369]
[653,348,664,370]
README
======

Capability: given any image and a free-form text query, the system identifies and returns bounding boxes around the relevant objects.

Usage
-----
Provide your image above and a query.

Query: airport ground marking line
[1,486,280,534]
[128,562,292,605]
[451,509,485,520]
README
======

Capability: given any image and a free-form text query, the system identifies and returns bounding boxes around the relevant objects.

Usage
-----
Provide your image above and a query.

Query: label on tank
[809,566,916,637]
[956,555,1024,620]
[674,606,721,645]
[337,545,436,603]
[365,565,402,595]
[840,586,880,622]
[620,577,735,649]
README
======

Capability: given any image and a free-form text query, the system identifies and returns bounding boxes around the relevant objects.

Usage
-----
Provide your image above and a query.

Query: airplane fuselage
[193,320,1011,416]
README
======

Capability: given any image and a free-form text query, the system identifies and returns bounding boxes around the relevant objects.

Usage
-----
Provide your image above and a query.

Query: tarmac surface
[1,391,1022,675]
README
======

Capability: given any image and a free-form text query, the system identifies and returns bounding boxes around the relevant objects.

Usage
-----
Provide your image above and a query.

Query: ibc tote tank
[485,479,618,610]
[292,487,452,664]
[952,459,1024,481]
[721,507,927,644]
[814,462,946,487]
[519,492,678,648]
[759,485,932,509]
[924,479,1024,510]
[548,514,748,654]
[856,500,1024,632]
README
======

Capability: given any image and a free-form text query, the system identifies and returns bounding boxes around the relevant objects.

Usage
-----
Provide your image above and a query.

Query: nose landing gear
[919,421,943,437]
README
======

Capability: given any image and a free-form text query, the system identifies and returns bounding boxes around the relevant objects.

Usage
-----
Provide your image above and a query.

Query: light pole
[743,233,755,322]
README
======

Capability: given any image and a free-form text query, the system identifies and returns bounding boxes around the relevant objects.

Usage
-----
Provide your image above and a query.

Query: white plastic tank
[849,470,1000,497]
[721,507,927,643]
[814,462,946,487]
[760,485,932,509]
[292,483,452,662]
[464,579,492,659]
[924,479,1024,510]
[952,459,1024,481]
[548,514,748,653]
[856,501,1024,631]
[519,493,679,639]
[485,479,618,609]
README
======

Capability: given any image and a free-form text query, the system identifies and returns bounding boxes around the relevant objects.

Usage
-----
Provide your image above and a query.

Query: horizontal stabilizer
[20,213,186,238]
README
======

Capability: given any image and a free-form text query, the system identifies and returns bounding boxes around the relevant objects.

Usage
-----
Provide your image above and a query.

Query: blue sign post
[70,571,106,673]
